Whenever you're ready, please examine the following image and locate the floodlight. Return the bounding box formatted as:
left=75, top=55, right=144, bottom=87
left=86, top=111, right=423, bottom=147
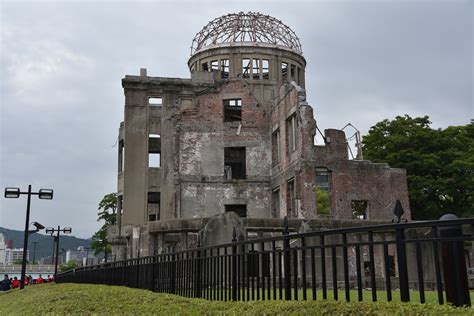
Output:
left=38, top=189, right=53, bottom=200
left=4, top=187, right=20, bottom=198
left=32, top=222, right=45, bottom=230
left=63, top=227, right=72, bottom=234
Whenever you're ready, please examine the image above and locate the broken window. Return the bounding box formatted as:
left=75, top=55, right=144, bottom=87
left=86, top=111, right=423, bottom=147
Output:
left=220, top=59, right=229, bottom=78
left=118, top=140, right=124, bottom=172
left=290, top=64, right=296, bottom=79
left=147, top=192, right=160, bottom=221
left=271, top=129, right=280, bottom=166
left=210, top=60, right=219, bottom=71
left=271, top=189, right=280, bottom=218
left=252, top=59, right=260, bottom=79
left=281, top=62, right=288, bottom=82
left=223, top=99, right=242, bottom=122
left=286, top=114, right=297, bottom=153
left=351, top=200, right=368, bottom=219
left=315, top=169, right=330, bottom=215
left=202, top=62, right=209, bottom=71
left=315, top=170, right=329, bottom=191
left=287, top=179, right=296, bottom=217
left=224, top=147, right=246, bottom=179
left=262, top=59, right=269, bottom=80
left=225, top=204, right=247, bottom=217
left=242, top=58, right=251, bottom=79
left=148, top=134, right=161, bottom=168
left=149, top=97, right=162, bottom=107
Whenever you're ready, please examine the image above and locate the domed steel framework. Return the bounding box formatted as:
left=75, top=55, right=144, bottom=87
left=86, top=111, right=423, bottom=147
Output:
left=191, top=12, right=303, bottom=56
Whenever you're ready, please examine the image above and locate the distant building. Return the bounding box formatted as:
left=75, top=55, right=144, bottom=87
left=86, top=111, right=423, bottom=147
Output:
left=0, top=233, right=6, bottom=265
left=5, top=248, right=29, bottom=264
left=65, top=246, right=97, bottom=266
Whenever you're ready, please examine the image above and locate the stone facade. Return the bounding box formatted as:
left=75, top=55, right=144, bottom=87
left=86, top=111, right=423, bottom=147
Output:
left=107, top=12, right=410, bottom=261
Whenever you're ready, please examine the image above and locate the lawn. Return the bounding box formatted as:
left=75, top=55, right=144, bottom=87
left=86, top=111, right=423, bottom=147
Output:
left=0, top=283, right=472, bottom=315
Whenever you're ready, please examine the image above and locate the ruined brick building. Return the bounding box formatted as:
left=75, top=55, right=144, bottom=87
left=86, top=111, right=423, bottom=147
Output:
left=108, top=12, right=410, bottom=260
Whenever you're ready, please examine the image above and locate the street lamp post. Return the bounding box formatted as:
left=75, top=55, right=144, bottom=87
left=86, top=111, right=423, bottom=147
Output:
left=32, top=241, right=39, bottom=264
left=46, top=226, right=72, bottom=276
left=4, top=185, right=53, bottom=290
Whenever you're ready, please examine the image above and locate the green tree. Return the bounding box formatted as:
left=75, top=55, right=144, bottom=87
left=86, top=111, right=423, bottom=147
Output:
left=315, top=186, right=330, bottom=215
left=59, top=260, right=77, bottom=272
left=362, top=115, right=473, bottom=219
left=91, top=193, right=117, bottom=255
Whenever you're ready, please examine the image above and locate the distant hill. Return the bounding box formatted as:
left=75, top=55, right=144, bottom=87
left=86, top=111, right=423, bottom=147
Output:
left=0, top=227, right=91, bottom=262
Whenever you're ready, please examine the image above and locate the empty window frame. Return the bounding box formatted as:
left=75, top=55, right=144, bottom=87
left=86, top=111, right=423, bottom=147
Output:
left=242, top=58, right=251, bottom=79
left=271, top=188, right=280, bottom=218
left=224, top=147, right=246, bottom=179
left=297, top=67, right=301, bottom=84
left=220, top=59, right=229, bottom=78
left=281, top=62, right=288, bottom=82
left=223, top=99, right=242, bottom=122
left=286, top=115, right=297, bottom=153
left=287, top=179, right=296, bottom=218
left=290, top=64, right=296, bottom=79
left=252, top=59, right=260, bottom=79
left=118, top=140, right=124, bottom=172
left=271, top=129, right=280, bottom=166
left=351, top=200, right=368, bottom=219
left=149, top=134, right=161, bottom=168
left=210, top=60, right=219, bottom=71
left=147, top=192, right=160, bottom=221
left=315, top=170, right=329, bottom=191
left=225, top=204, right=247, bottom=217
left=202, top=62, right=209, bottom=71
left=149, top=97, right=162, bottom=107
left=262, top=59, right=269, bottom=80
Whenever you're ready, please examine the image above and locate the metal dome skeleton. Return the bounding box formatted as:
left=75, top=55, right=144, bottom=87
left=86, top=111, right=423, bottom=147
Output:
left=191, top=12, right=303, bottom=56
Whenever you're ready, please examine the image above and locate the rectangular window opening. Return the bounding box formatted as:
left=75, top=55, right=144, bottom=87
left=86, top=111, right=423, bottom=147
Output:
left=202, top=62, right=209, bottom=71
left=223, top=98, right=242, bottom=122
left=281, top=62, right=288, bottom=82
left=147, top=192, right=160, bottom=222
left=271, top=129, right=280, bottom=166
left=262, top=59, right=269, bottom=80
left=224, top=147, right=246, bottom=180
left=252, top=59, right=260, bottom=80
left=286, top=115, right=297, bottom=153
left=118, top=140, right=125, bottom=172
left=287, top=180, right=295, bottom=218
left=220, top=59, right=229, bottom=79
left=242, top=58, right=251, bottom=79
left=149, top=97, right=162, bottom=107
left=225, top=204, right=247, bottom=217
left=149, top=134, right=161, bottom=168
left=271, top=189, right=280, bottom=218
left=290, top=64, right=296, bottom=79
left=351, top=200, right=368, bottom=219
left=210, top=60, right=219, bottom=71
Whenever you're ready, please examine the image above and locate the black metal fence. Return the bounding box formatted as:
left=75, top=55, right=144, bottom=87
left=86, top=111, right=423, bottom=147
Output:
left=56, top=217, right=474, bottom=306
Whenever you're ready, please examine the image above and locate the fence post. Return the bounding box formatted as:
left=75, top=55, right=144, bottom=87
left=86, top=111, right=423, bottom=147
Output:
left=439, top=214, right=471, bottom=307
left=395, top=227, right=410, bottom=302
left=231, top=227, right=238, bottom=301
left=170, top=252, right=177, bottom=294
left=195, top=238, right=202, bottom=298
left=282, top=217, right=291, bottom=300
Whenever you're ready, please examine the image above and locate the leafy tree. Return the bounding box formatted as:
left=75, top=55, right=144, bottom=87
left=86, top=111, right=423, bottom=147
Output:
left=59, top=260, right=77, bottom=272
left=315, top=186, right=330, bottom=215
left=362, top=115, right=473, bottom=219
left=91, top=193, right=117, bottom=255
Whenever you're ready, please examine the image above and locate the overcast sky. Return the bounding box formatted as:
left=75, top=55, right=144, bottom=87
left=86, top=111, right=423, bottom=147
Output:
left=1, top=0, right=472, bottom=238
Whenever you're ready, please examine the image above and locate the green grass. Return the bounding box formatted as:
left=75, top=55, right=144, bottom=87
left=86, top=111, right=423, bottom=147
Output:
left=0, top=283, right=472, bottom=315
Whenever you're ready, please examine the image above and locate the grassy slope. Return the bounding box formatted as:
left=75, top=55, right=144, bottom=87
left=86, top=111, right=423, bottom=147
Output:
left=0, top=283, right=471, bottom=315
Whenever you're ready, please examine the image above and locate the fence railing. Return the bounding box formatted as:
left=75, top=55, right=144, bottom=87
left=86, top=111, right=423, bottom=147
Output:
left=56, top=216, right=474, bottom=306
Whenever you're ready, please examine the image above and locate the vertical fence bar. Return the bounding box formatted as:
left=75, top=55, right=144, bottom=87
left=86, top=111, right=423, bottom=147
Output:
left=331, top=246, right=338, bottom=301
left=395, top=227, right=410, bottom=302
left=311, top=247, right=317, bottom=300
left=342, top=233, right=350, bottom=302
left=368, top=231, right=377, bottom=302
left=293, top=248, right=298, bottom=300
left=301, top=237, right=307, bottom=300
left=232, top=231, right=238, bottom=301
left=415, top=241, right=425, bottom=303
left=283, top=218, right=291, bottom=300
left=382, top=242, right=392, bottom=302
left=272, top=240, right=277, bottom=300
left=432, top=226, right=443, bottom=304
left=355, top=243, right=363, bottom=302
left=320, top=235, right=327, bottom=300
